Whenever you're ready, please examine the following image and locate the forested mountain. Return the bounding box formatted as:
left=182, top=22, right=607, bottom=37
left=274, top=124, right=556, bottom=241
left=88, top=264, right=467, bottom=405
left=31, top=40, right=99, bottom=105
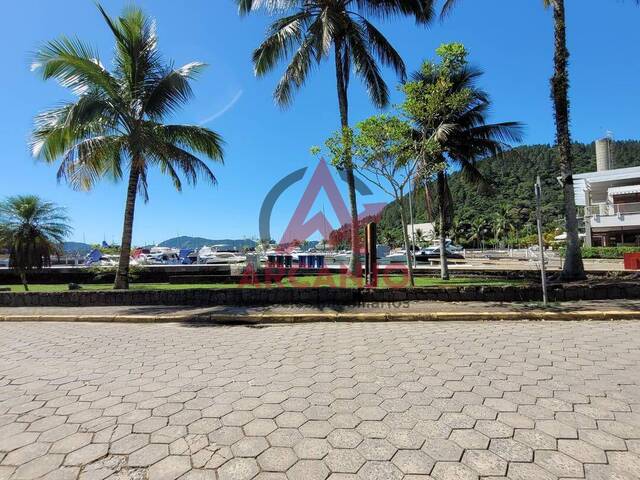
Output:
left=159, top=236, right=256, bottom=250
left=378, top=140, right=640, bottom=247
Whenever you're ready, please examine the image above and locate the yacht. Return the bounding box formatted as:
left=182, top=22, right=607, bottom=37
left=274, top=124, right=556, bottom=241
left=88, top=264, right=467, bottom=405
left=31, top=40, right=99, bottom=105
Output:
left=197, top=245, right=246, bottom=264
left=131, top=246, right=181, bottom=265
left=94, top=254, right=120, bottom=267
left=384, top=249, right=408, bottom=263
left=332, top=250, right=353, bottom=264
left=137, top=252, right=181, bottom=265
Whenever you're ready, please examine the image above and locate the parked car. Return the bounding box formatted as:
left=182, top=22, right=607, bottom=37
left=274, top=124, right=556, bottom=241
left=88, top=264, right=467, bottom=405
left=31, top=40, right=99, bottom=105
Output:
left=415, top=247, right=465, bottom=262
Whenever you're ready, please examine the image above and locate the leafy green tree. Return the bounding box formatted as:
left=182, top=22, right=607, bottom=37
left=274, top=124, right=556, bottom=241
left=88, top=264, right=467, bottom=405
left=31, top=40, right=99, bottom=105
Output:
left=31, top=5, right=225, bottom=289
left=347, top=115, right=417, bottom=285
left=440, top=1, right=584, bottom=279
left=237, top=0, right=435, bottom=272
left=0, top=196, right=71, bottom=291
left=402, top=43, right=523, bottom=279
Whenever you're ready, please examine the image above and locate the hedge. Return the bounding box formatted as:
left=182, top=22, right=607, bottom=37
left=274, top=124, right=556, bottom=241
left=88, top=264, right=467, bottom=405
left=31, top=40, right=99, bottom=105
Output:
left=579, top=246, right=640, bottom=259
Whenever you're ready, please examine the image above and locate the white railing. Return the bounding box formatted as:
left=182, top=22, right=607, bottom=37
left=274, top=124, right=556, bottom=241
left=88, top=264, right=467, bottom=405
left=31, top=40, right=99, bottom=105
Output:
left=586, top=202, right=640, bottom=217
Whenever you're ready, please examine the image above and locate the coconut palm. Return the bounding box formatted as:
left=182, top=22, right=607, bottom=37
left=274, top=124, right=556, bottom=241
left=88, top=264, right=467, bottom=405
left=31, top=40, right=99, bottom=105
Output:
left=440, top=0, right=584, bottom=279
left=493, top=206, right=515, bottom=247
left=237, top=0, right=435, bottom=272
left=0, top=196, right=71, bottom=291
left=467, top=217, right=488, bottom=249
left=404, top=57, right=523, bottom=280
left=449, top=217, right=466, bottom=246
left=31, top=5, right=224, bottom=289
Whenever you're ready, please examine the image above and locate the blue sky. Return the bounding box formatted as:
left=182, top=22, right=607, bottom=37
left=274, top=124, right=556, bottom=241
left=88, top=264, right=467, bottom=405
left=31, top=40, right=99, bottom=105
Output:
left=0, top=0, right=639, bottom=245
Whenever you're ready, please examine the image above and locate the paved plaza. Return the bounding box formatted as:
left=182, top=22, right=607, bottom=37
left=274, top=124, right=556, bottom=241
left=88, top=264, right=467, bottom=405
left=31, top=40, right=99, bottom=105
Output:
left=0, top=321, right=639, bottom=479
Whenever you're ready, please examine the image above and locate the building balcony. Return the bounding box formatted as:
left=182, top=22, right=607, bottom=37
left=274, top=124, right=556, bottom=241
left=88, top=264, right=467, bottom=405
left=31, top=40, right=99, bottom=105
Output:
left=586, top=202, right=640, bottom=229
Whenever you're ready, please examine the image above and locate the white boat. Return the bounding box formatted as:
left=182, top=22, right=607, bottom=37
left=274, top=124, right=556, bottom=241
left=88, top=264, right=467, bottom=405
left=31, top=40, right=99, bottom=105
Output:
left=137, top=252, right=180, bottom=265
left=95, top=254, right=120, bottom=267
left=333, top=250, right=352, bottom=263
left=197, top=245, right=246, bottom=264
left=385, top=249, right=408, bottom=263
left=150, top=246, right=179, bottom=255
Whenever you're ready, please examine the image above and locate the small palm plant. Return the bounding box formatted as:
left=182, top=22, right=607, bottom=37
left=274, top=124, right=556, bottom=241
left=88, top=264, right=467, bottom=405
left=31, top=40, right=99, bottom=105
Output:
left=0, top=196, right=71, bottom=291
left=31, top=5, right=224, bottom=289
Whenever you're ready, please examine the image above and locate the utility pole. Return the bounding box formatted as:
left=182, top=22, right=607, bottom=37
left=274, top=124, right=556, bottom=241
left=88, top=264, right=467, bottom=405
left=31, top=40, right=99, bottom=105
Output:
left=535, top=176, right=548, bottom=306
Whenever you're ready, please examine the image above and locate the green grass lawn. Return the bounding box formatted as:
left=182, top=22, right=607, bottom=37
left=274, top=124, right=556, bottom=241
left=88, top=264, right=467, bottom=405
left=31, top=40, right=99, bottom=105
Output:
left=1, top=276, right=524, bottom=292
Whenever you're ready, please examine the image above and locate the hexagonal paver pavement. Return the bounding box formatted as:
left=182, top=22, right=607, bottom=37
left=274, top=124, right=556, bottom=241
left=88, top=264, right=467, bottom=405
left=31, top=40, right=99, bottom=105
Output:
left=1, top=320, right=640, bottom=479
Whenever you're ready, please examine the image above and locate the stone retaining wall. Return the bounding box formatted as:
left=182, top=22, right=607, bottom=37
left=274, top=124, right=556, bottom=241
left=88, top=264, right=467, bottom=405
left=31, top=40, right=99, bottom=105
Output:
left=0, top=265, right=232, bottom=285
left=1, top=282, right=639, bottom=307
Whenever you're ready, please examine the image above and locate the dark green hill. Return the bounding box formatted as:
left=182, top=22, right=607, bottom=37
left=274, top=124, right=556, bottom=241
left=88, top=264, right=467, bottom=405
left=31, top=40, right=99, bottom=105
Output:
left=379, top=140, right=640, bottom=246
left=62, top=242, right=92, bottom=254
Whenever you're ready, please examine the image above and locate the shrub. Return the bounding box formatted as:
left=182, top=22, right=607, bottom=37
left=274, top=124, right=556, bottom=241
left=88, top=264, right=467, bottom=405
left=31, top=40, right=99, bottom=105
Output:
left=559, top=246, right=640, bottom=259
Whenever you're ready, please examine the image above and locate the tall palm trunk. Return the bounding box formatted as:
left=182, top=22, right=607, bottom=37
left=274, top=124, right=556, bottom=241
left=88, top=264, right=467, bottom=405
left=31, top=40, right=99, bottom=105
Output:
left=551, top=0, right=585, bottom=281
left=334, top=42, right=360, bottom=275
left=114, top=163, right=140, bottom=289
left=437, top=171, right=450, bottom=280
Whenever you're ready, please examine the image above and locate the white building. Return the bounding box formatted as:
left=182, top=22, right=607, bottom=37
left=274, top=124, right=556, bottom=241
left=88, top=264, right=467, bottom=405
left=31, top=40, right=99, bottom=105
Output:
left=573, top=138, right=640, bottom=247
left=406, top=222, right=435, bottom=243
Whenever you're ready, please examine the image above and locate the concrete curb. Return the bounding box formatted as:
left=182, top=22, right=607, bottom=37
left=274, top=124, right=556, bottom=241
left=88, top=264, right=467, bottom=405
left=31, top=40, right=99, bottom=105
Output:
left=0, top=311, right=639, bottom=324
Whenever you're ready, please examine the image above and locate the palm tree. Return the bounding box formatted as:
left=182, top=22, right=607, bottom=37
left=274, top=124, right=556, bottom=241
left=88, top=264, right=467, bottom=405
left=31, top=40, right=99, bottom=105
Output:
left=493, top=205, right=514, bottom=248
left=440, top=0, right=584, bottom=280
left=468, top=217, right=488, bottom=249
left=449, top=217, right=466, bottom=246
left=404, top=58, right=523, bottom=280
left=0, top=196, right=71, bottom=291
left=31, top=5, right=225, bottom=289
left=237, top=0, right=435, bottom=273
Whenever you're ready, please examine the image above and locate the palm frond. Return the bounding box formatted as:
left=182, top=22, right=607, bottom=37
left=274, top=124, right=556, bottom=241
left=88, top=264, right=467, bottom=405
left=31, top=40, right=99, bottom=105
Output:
left=98, top=4, right=164, bottom=101
left=149, top=142, right=218, bottom=188
left=144, top=62, right=206, bottom=118
left=57, top=136, right=124, bottom=191
left=253, top=12, right=310, bottom=76
left=358, top=18, right=406, bottom=81
left=33, top=36, right=118, bottom=97
left=440, top=0, right=462, bottom=19
left=459, top=159, right=491, bottom=193
left=354, top=0, right=436, bottom=24
left=465, top=121, right=525, bottom=145
left=31, top=96, right=118, bottom=162
left=236, top=0, right=297, bottom=15
left=273, top=35, right=318, bottom=107
left=157, top=125, right=225, bottom=161
left=346, top=23, right=389, bottom=108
